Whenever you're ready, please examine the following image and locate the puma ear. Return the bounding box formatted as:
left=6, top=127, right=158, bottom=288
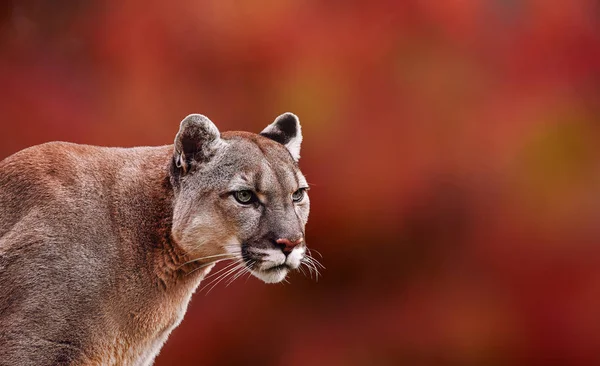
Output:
left=260, top=112, right=302, bottom=161
left=173, top=114, right=221, bottom=174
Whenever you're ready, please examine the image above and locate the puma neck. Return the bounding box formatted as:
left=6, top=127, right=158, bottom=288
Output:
left=108, top=145, right=213, bottom=292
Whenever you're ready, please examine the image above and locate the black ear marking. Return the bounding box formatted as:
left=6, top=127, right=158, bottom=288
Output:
left=173, top=114, right=221, bottom=175
left=260, top=112, right=303, bottom=161
left=261, top=113, right=298, bottom=145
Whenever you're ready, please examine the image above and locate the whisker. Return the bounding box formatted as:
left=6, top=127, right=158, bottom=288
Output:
left=301, top=261, right=314, bottom=279
left=310, top=262, right=324, bottom=276
left=305, top=255, right=325, bottom=270
left=297, top=265, right=308, bottom=278
left=307, top=260, right=322, bottom=278
left=302, top=257, right=321, bottom=281
left=224, top=263, right=247, bottom=287
left=177, top=253, right=236, bottom=269
left=226, top=260, right=253, bottom=287
left=224, top=268, right=246, bottom=287
left=203, top=261, right=246, bottom=295
left=202, top=259, right=240, bottom=281
left=199, top=260, right=242, bottom=294
left=244, top=262, right=256, bottom=283
left=307, top=248, right=324, bottom=259
left=186, top=260, right=222, bottom=277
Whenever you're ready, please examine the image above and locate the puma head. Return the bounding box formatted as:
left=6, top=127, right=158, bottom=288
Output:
left=170, top=113, right=310, bottom=283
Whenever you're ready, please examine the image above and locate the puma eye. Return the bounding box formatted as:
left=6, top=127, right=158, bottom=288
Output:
left=234, top=190, right=256, bottom=204
left=292, top=188, right=305, bottom=203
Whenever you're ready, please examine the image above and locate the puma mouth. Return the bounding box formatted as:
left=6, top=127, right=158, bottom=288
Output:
left=265, top=263, right=290, bottom=272
left=241, top=244, right=302, bottom=283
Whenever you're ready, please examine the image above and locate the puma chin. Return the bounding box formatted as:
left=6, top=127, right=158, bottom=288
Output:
left=171, top=112, right=311, bottom=285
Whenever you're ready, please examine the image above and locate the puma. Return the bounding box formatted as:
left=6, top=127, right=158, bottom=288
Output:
left=0, top=113, right=319, bottom=365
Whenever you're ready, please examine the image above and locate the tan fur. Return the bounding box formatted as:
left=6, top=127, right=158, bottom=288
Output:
left=0, top=113, right=311, bottom=365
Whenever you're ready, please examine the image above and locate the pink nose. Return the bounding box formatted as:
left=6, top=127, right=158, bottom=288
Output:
left=276, top=238, right=303, bottom=254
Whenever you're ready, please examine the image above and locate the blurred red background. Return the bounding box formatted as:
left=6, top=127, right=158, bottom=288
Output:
left=2, top=1, right=600, bottom=365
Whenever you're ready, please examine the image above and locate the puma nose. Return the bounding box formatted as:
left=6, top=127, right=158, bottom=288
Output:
left=276, top=238, right=303, bottom=255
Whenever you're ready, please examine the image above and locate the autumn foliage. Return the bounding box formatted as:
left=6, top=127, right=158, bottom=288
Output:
left=1, top=1, right=599, bottom=365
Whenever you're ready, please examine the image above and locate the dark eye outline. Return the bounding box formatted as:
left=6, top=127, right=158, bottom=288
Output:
left=292, top=188, right=307, bottom=203
left=233, top=190, right=257, bottom=205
